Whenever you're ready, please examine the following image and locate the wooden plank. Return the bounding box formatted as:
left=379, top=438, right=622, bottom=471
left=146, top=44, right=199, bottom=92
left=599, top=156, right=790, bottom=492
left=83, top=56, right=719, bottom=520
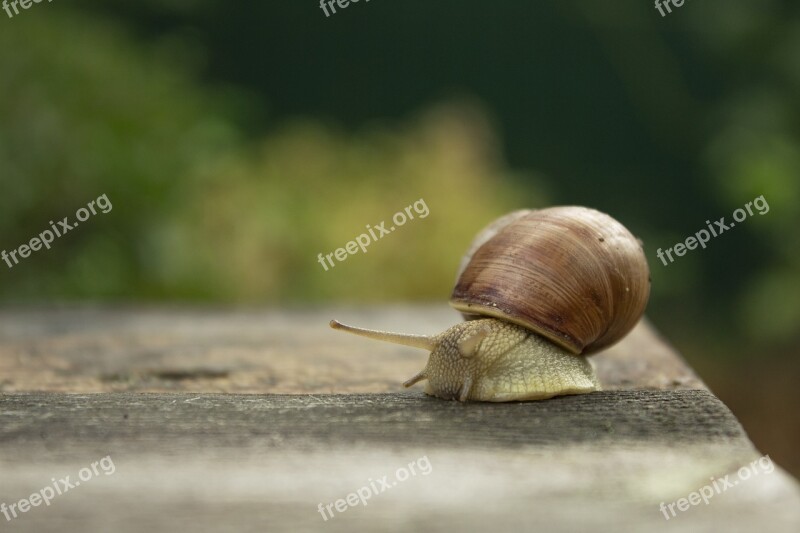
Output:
left=0, top=306, right=704, bottom=393
left=0, top=390, right=754, bottom=449
left=0, top=391, right=798, bottom=532
left=0, top=306, right=797, bottom=532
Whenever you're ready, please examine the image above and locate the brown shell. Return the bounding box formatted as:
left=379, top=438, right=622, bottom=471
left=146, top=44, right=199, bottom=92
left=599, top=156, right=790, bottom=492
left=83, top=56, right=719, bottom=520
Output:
left=450, top=206, right=650, bottom=355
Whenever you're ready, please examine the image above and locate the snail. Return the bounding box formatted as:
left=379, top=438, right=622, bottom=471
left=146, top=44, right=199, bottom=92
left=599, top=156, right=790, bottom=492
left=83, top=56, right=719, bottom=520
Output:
left=330, top=206, right=650, bottom=402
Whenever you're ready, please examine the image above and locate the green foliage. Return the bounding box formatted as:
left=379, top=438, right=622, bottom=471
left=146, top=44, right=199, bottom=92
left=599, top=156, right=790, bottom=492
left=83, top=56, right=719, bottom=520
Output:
left=1, top=1, right=797, bottom=348
left=695, top=4, right=800, bottom=342
left=0, top=9, right=237, bottom=299
left=153, top=103, right=541, bottom=302
left=0, top=10, right=537, bottom=302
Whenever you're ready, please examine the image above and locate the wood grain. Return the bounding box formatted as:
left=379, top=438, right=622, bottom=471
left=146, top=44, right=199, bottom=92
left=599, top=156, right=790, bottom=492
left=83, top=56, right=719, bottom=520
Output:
left=0, top=306, right=703, bottom=393
left=0, top=306, right=797, bottom=533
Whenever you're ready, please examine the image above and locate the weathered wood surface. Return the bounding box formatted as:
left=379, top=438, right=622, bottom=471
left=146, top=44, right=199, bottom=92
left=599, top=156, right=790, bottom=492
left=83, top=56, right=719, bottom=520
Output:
left=0, top=305, right=702, bottom=393
left=0, top=306, right=798, bottom=533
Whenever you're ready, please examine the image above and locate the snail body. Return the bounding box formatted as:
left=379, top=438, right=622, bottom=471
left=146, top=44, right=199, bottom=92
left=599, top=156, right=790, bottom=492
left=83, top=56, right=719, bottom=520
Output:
left=330, top=318, right=598, bottom=401
left=331, top=206, right=649, bottom=402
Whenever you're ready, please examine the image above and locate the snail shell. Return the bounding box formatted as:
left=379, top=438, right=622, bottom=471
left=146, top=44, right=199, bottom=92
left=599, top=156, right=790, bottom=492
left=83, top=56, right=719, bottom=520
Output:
left=450, top=206, right=650, bottom=355
left=330, top=206, right=650, bottom=402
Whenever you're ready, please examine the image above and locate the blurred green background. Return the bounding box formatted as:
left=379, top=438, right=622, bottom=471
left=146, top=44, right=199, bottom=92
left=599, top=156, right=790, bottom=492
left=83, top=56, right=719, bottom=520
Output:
left=1, top=1, right=798, bottom=474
